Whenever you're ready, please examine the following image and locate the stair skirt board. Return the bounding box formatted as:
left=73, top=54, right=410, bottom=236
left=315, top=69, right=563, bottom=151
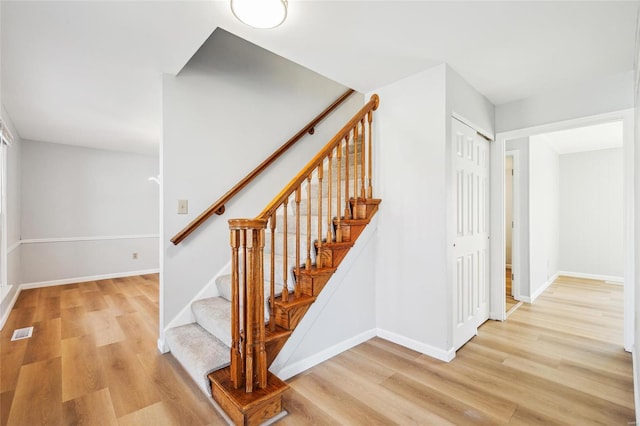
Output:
left=165, top=323, right=230, bottom=396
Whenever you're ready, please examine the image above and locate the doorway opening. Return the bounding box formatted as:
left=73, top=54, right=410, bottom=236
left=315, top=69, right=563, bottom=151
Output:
left=491, top=110, right=633, bottom=351
left=504, top=152, right=521, bottom=316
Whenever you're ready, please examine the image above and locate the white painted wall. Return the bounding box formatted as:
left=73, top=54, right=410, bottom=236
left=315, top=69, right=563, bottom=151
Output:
left=162, top=29, right=363, bottom=331
left=559, top=148, right=623, bottom=280
left=372, top=64, right=494, bottom=359
left=529, top=136, right=560, bottom=298
left=505, top=138, right=530, bottom=297
left=505, top=156, right=513, bottom=266
left=496, top=71, right=634, bottom=133
left=21, top=140, right=159, bottom=284
left=372, top=65, right=449, bottom=357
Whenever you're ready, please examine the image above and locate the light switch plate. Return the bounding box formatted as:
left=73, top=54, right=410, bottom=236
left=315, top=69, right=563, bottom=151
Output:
left=178, top=199, right=188, bottom=214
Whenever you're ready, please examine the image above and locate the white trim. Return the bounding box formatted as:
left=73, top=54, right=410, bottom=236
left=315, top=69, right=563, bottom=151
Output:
left=529, top=272, right=559, bottom=303
left=157, top=337, right=169, bottom=354
left=20, top=234, right=159, bottom=244
left=505, top=264, right=512, bottom=268
left=20, top=268, right=159, bottom=289
left=0, top=286, right=21, bottom=330
left=277, top=329, right=376, bottom=381
left=557, top=271, right=624, bottom=284
left=506, top=150, right=521, bottom=302
left=377, top=328, right=456, bottom=362
left=451, top=111, right=494, bottom=141
left=489, top=127, right=506, bottom=321
left=7, top=241, right=20, bottom=254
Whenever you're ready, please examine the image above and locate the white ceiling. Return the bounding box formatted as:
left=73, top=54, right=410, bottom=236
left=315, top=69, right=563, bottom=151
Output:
left=1, top=1, right=637, bottom=155
left=539, top=121, right=624, bottom=155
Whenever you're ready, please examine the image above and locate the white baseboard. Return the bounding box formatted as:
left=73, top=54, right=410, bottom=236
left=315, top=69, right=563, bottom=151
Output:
left=20, top=269, right=160, bottom=290
left=557, top=271, right=624, bottom=284
left=157, top=337, right=169, bottom=354
left=376, top=328, right=456, bottom=362
left=530, top=272, right=559, bottom=303
left=276, top=328, right=376, bottom=381
left=0, top=286, right=22, bottom=330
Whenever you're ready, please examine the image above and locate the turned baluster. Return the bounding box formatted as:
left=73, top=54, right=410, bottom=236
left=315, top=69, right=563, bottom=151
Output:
left=243, top=224, right=267, bottom=392
left=353, top=124, right=358, bottom=207
left=317, top=164, right=323, bottom=268
left=241, top=230, right=247, bottom=369
left=344, top=134, right=351, bottom=219
left=269, top=213, right=276, bottom=331
left=360, top=118, right=366, bottom=198
left=230, top=228, right=242, bottom=389
left=336, top=142, right=343, bottom=243
left=306, top=176, right=312, bottom=270
left=253, top=227, right=267, bottom=390
left=282, top=199, right=289, bottom=302
left=326, top=151, right=333, bottom=243
left=367, top=110, right=373, bottom=199
left=295, top=187, right=301, bottom=295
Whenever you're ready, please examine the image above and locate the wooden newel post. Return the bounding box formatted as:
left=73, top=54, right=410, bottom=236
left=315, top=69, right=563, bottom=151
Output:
left=228, top=218, right=269, bottom=393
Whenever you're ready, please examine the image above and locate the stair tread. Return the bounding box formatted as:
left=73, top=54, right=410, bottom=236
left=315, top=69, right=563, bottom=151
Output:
left=274, top=294, right=316, bottom=309
left=165, top=323, right=229, bottom=396
left=265, top=325, right=293, bottom=341
left=192, top=297, right=231, bottom=347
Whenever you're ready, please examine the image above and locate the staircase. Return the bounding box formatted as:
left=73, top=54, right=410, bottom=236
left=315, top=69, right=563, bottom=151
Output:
left=166, top=94, right=380, bottom=425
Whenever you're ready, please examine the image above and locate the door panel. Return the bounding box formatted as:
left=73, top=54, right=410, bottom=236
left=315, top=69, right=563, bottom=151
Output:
left=452, top=118, right=490, bottom=350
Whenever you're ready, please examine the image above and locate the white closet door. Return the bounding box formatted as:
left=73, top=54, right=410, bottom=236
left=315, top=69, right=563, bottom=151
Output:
left=452, top=118, right=490, bottom=350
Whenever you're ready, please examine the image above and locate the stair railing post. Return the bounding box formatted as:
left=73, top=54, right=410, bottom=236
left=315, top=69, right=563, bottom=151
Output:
left=229, top=218, right=268, bottom=393
left=229, top=228, right=243, bottom=389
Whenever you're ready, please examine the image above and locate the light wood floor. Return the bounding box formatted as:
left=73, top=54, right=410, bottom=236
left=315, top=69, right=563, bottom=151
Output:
left=1, top=275, right=634, bottom=425
left=280, top=275, right=634, bottom=425
left=0, top=275, right=226, bottom=426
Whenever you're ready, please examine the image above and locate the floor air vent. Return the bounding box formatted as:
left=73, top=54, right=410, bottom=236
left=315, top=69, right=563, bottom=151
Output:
left=11, top=326, right=33, bottom=341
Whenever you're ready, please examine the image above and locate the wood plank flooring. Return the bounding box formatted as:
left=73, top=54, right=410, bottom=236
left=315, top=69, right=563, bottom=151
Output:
left=0, top=275, right=226, bottom=426
left=280, top=276, right=634, bottom=425
left=1, top=274, right=634, bottom=425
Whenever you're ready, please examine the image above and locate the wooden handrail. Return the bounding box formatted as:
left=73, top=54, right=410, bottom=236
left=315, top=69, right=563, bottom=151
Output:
left=170, top=88, right=356, bottom=245
left=258, top=94, right=379, bottom=220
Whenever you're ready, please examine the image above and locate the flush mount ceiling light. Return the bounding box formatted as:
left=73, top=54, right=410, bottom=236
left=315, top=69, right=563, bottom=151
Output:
left=231, top=0, right=288, bottom=29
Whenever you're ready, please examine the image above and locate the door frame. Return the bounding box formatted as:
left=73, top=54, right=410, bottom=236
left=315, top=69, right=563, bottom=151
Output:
left=489, top=109, right=634, bottom=350
left=505, top=150, right=520, bottom=304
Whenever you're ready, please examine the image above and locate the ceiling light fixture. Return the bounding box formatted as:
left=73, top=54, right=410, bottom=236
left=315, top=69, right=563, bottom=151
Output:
left=231, top=0, right=287, bottom=29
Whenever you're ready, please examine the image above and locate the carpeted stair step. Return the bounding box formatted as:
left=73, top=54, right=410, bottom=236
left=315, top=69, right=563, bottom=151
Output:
left=165, top=323, right=229, bottom=396
left=192, top=297, right=231, bottom=347
left=265, top=231, right=317, bottom=262
left=219, top=274, right=293, bottom=308
left=273, top=213, right=322, bottom=235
